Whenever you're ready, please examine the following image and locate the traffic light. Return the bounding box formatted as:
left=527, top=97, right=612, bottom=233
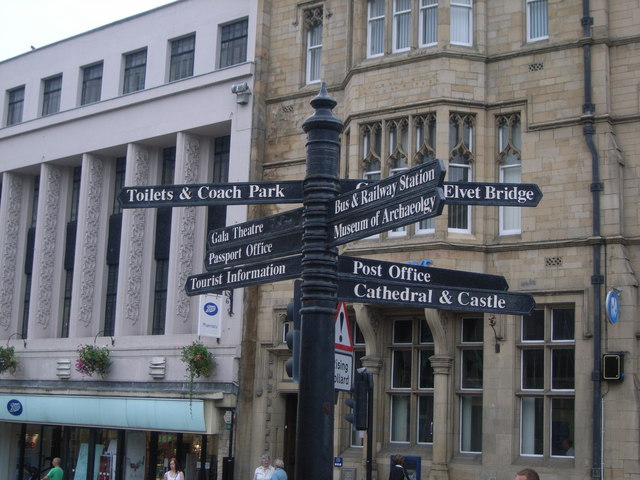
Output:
left=285, top=280, right=302, bottom=382
left=345, top=369, right=369, bottom=430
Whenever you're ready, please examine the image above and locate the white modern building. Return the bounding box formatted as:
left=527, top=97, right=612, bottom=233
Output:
left=0, top=1, right=257, bottom=480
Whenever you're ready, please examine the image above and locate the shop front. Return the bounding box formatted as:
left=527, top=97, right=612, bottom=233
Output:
left=0, top=395, right=233, bottom=480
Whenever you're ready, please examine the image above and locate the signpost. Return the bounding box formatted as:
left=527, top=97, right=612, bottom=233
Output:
left=118, top=84, right=543, bottom=480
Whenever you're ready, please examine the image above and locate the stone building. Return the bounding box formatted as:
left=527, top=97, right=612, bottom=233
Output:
left=236, top=1, right=640, bottom=480
left=0, top=1, right=257, bottom=480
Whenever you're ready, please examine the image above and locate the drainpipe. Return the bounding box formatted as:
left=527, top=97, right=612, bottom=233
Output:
left=581, top=1, right=603, bottom=478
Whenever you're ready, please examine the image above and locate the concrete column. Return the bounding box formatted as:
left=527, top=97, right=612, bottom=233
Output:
left=429, top=355, right=452, bottom=480
left=0, top=173, right=29, bottom=337
left=69, top=154, right=109, bottom=338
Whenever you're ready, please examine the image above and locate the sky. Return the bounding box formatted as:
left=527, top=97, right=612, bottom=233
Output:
left=0, top=0, right=177, bottom=62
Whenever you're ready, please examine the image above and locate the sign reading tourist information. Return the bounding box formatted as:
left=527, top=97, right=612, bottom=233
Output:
left=186, top=255, right=303, bottom=295
left=337, top=256, right=509, bottom=291
left=337, top=278, right=535, bottom=315
left=330, top=159, right=446, bottom=246
left=119, top=181, right=306, bottom=208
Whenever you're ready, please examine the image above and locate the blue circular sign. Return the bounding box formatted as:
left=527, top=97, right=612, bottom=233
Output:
left=203, top=302, right=219, bottom=316
left=606, top=290, right=620, bottom=324
left=7, top=399, right=23, bottom=416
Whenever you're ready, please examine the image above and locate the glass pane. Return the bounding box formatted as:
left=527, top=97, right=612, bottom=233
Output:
left=522, top=310, right=544, bottom=341
left=461, top=349, right=482, bottom=389
left=520, top=397, right=543, bottom=455
left=391, top=395, right=410, bottom=442
left=392, top=350, right=412, bottom=388
left=419, top=349, right=434, bottom=389
left=551, top=398, right=574, bottom=456
left=522, top=348, right=544, bottom=390
left=552, top=308, right=575, bottom=341
left=462, top=317, right=483, bottom=342
left=528, top=0, right=548, bottom=40
left=551, top=348, right=574, bottom=390
left=393, top=319, right=412, bottom=343
left=420, top=319, right=434, bottom=343
left=460, top=396, right=482, bottom=452
left=418, top=396, right=434, bottom=443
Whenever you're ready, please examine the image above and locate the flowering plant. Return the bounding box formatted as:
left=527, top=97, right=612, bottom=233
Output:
left=0, top=346, right=18, bottom=374
left=75, top=344, right=111, bottom=378
left=181, top=341, right=215, bottom=379
left=181, top=341, right=215, bottom=404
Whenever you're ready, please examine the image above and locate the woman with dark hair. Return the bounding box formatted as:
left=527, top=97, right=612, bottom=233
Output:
left=164, top=458, right=184, bottom=480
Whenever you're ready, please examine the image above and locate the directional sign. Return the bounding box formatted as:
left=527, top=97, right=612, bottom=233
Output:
left=338, top=256, right=509, bottom=291
left=337, top=277, right=535, bottom=315
left=340, top=180, right=542, bottom=207
left=205, top=230, right=303, bottom=270
left=208, top=208, right=303, bottom=249
left=118, top=181, right=306, bottom=208
left=332, top=159, right=445, bottom=220
left=329, top=189, right=445, bottom=246
left=442, top=182, right=542, bottom=206
left=186, top=255, right=303, bottom=296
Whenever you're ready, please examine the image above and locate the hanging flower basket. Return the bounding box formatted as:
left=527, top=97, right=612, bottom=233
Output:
left=0, top=346, right=19, bottom=374
left=181, top=341, right=216, bottom=401
left=75, top=344, right=111, bottom=378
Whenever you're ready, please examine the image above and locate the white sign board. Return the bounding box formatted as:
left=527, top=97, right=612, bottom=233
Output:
left=335, top=302, right=354, bottom=391
left=198, top=294, right=223, bottom=338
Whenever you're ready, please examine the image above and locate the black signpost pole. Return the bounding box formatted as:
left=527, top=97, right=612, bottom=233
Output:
left=297, top=83, right=343, bottom=480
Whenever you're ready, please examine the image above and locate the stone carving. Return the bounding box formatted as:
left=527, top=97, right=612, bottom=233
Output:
left=0, top=174, right=23, bottom=329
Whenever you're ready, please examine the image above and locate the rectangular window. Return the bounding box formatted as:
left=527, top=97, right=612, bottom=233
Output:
left=367, top=0, right=385, bottom=57
left=123, top=49, right=147, bottom=94
left=6, top=86, right=25, bottom=126
left=519, top=307, right=575, bottom=458
left=527, top=0, right=548, bottom=42
left=306, top=20, right=323, bottom=84
left=220, top=19, right=248, bottom=68
left=459, top=317, right=482, bottom=453
left=393, top=0, right=411, bottom=52
left=389, top=319, right=435, bottom=444
left=450, top=0, right=472, bottom=46
left=169, top=34, right=195, bottom=81
left=81, top=62, right=103, bottom=105
left=448, top=113, right=474, bottom=233
left=498, top=113, right=522, bottom=235
left=42, top=75, right=62, bottom=116
left=414, top=114, right=437, bottom=232
left=419, top=0, right=438, bottom=46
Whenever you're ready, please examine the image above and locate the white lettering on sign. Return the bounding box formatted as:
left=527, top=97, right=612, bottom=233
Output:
left=197, top=185, right=243, bottom=200
left=125, top=187, right=174, bottom=202
left=248, top=184, right=285, bottom=198
left=444, top=184, right=535, bottom=204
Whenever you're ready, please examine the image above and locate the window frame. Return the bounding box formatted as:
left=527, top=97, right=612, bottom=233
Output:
left=367, top=0, right=386, bottom=58
left=122, top=48, right=147, bottom=95
left=497, top=113, right=522, bottom=236
left=518, top=306, right=576, bottom=459
left=392, top=0, right=411, bottom=53
left=457, top=317, right=483, bottom=454
left=6, top=86, right=25, bottom=126
left=169, top=34, right=196, bottom=82
left=419, top=0, right=438, bottom=47
left=219, top=18, right=249, bottom=68
left=526, top=0, right=549, bottom=43
left=304, top=8, right=323, bottom=84
left=80, top=62, right=104, bottom=106
left=450, top=0, right=473, bottom=46
left=448, top=112, right=475, bottom=234
left=41, top=74, right=63, bottom=116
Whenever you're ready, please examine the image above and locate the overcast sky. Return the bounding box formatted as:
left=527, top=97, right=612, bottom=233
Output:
left=0, top=0, right=177, bottom=62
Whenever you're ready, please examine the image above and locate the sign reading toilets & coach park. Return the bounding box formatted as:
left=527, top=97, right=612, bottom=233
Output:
left=118, top=86, right=541, bottom=480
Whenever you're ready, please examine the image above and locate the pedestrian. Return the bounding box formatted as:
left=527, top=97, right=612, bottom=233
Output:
left=253, top=455, right=274, bottom=480
left=164, top=458, right=184, bottom=480
left=271, top=459, right=287, bottom=480
left=41, top=458, right=63, bottom=480
left=515, top=468, right=539, bottom=480
left=389, top=454, right=407, bottom=480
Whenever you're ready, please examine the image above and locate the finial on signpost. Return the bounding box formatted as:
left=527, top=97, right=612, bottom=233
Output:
left=303, top=82, right=343, bottom=135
